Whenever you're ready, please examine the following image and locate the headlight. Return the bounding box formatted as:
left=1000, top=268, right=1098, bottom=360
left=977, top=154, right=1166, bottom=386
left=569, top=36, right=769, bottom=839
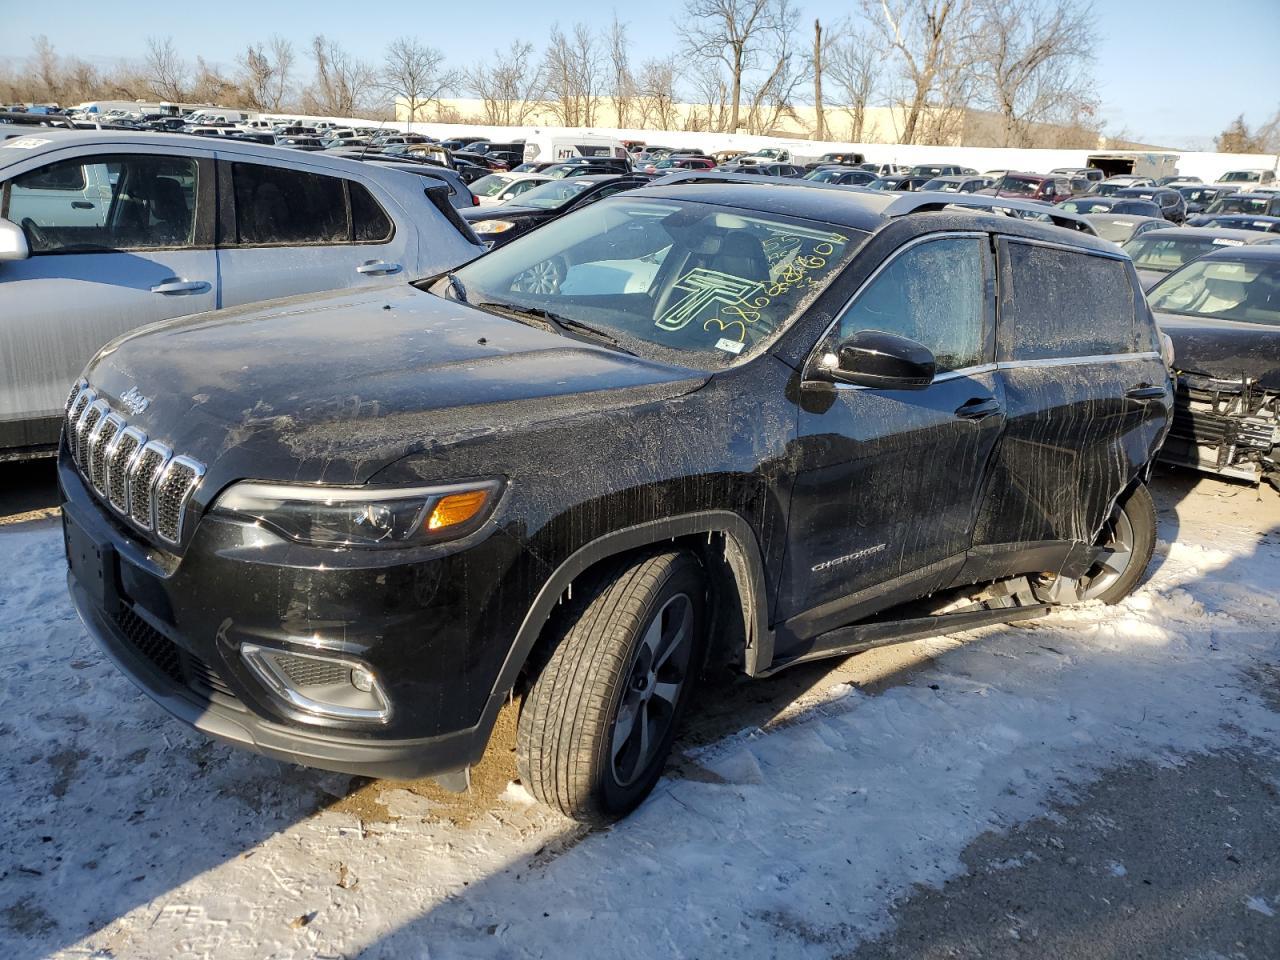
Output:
left=212, top=479, right=502, bottom=547
left=471, top=219, right=516, bottom=235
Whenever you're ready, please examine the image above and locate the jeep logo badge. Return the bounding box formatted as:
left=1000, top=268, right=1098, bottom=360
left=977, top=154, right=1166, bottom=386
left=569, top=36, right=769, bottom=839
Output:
left=119, top=386, right=151, bottom=416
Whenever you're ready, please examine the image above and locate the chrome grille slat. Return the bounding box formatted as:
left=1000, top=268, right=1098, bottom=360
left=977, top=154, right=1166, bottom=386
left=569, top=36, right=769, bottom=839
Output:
left=68, top=388, right=205, bottom=544
left=76, top=400, right=109, bottom=468
left=88, top=414, right=123, bottom=494
left=154, top=456, right=205, bottom=544
left=128, top=441, right=171, bottom=530
left=106, top=427, right=146, bottom=513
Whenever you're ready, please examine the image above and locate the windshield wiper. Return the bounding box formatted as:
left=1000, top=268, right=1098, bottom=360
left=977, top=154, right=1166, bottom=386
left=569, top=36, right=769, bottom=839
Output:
left=445, top=272, right=468, bottom=303
left=474, top=302, right=635, bottom=355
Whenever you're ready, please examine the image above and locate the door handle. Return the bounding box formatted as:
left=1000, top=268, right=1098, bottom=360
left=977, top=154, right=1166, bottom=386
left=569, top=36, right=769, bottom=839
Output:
left=356, top=260, right=401, bottom=275
left=954, top=396, right=1002, bottom=419
left=150, top=279, right=210, bottom=295
left=1126, top=384, right=1166, bottom=401
left=71, top=201, right=95, bottom=209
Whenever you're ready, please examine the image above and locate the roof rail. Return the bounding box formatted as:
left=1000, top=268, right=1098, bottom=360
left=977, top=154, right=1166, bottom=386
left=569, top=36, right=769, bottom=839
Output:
left=0, top=110, right=75, bottom=129
left=883, top=193, right=1092, bottom=232
left=648, top=170, right=1094, bottom=234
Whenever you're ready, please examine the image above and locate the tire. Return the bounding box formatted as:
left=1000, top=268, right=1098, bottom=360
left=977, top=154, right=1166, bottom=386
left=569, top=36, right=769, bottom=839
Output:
left=516, top=551, right=706, bottom=824
left=1044, top=481, right=1157, bottom=605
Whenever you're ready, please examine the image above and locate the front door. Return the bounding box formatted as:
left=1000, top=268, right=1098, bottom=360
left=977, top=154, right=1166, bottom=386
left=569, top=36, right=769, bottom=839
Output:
left=0, top=150, right=216, bottom=446
left=776, top=234, right=1005, bottom=651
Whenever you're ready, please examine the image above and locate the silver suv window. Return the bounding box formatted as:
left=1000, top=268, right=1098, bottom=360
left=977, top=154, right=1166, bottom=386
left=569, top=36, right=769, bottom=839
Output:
left=4, top=153, right=198, bottom=253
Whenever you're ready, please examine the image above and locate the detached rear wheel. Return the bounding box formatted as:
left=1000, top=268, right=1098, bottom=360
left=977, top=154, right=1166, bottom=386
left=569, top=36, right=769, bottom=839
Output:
left=1040, top=481, right=1157, bottom=605
left=517, top=551, right=705, bottom=824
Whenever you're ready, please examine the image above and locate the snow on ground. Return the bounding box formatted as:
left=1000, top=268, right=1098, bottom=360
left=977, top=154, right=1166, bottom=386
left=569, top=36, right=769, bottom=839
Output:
left=1, top=475, right=1278, bottom=959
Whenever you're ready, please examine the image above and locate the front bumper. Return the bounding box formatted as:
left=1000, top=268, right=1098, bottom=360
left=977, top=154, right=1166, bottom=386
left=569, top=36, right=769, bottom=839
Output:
left=59, top=450, right=538, bottom=782
left=1160, top=375, right=1279, bottom=484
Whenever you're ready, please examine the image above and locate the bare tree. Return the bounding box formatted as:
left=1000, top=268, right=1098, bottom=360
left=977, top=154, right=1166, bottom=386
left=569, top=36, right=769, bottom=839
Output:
left=812, top=19, right=827, bottom=140
left=465, top=41, right=544, bottom=125
left=305, top=35, right=376, bottom=117
left=826, top=26, right=879, bottom=141
left=267, top=36, right=294, bottom=111
left=634, top=57, right=680, bottom=130
left=972, top=0, right=1093, bottom=147
left=191, top=57, right=235, bottom=104
left=688, top=63, right=731, bottom=131
left=543, top=23, right=603, bottom=126
left=864, top=0, right=975, bottom=144
left=743, top=0, right=805, bottom=135
left=677, top=0, right=784, bottom=132
left=238, top=44, right=274, bottom=111
left=30, top=35, right=62, bottom=103
left=378, top=38, right=454, bottom=122
left=145, top=35, right=188, bottom=101
left=1215, top=115, right=1268, bottom=154
left=608, top=15, right=635, bottom=128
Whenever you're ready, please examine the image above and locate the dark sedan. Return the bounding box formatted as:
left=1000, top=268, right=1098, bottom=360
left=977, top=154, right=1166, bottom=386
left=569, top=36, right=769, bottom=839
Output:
left=1148, top=245, right=1280, bottom=487
left=1178, top=184, right=1241, bottom=215
left=1057, top=196, right=1163, bottom=219
left=460, top=174, right=649, bottom=248
left=866, top=175, right=933, bottom=191
left=1114, top=187, right=1187, bottom=223
left=1197, top=215, right=1280, bottom=234
left=804, top=167, right=878, bottom=186
left=1122, top=226, right=1271, bottom=289
left=1193, top=193, right=1280, bottom=221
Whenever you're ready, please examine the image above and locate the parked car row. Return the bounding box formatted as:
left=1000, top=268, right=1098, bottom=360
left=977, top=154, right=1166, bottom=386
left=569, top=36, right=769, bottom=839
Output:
left=1, top=120, right=1276, bottom=828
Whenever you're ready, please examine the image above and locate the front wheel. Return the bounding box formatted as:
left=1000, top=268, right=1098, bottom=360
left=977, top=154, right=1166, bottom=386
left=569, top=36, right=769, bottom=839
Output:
left=516, top=551, right=706, bottom=824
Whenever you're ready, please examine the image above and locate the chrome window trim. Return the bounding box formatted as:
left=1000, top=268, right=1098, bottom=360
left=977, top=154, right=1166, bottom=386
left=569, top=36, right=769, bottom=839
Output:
left=154, top=455, right=207, bottom=545
left=805, top=231, right=989, bottom=378
left=996, top=351, right=1161, bottom=370
left=104, top=425, right=148, bottom=515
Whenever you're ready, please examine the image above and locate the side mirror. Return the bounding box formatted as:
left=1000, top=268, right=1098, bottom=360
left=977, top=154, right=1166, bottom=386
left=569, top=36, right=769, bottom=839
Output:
left=0, top=218, right=30, bottom=261
left=820, top=330, right=936, bottom=390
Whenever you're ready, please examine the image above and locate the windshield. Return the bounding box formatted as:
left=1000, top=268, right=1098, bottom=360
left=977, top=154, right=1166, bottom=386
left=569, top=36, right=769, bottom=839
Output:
left=922, top=178, right=960, bottom=192
left=507, top=178, right=595, bottom=209
left=1123, top=235, right=1244, bottom=273
left=1207, top=196, right=1268, bottom=215
left=1060, top=198, right=1112, bottom=214
left=866, top=177, right=899, bottom=190
left=438, top=198, right=865, bottom=367
left=1092, top=182, right=1129, bottom=196
left=470, top=174, right=515, bottom=198
left=1149, top=257, right=1280, bottom=325
left=1091, top=218, right=1141, bottom=243
left=1220, top=171, right=1260, bottom=183
left=1182, top=187, right=1222, bottom=203
left=994, top=175, right=1042, bottom=197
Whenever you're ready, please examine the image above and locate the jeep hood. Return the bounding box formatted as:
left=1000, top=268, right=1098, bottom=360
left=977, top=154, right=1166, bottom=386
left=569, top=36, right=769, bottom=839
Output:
left=83, top=285, right=709, bottom=488
left=1157, top=312, right=1280, bottom=390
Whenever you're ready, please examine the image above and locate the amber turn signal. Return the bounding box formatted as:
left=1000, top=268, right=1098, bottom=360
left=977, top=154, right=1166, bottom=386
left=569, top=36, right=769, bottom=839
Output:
left=426, top=490, right=490, bottom=531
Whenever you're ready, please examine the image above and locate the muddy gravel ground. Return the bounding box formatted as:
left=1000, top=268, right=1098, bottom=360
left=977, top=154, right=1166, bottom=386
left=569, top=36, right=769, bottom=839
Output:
left=1, top=464, right=1277, bottom=959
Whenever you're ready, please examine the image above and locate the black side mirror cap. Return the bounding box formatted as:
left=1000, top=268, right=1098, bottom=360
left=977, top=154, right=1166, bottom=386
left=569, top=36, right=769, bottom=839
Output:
left=820, top=330, right=936, bottom=390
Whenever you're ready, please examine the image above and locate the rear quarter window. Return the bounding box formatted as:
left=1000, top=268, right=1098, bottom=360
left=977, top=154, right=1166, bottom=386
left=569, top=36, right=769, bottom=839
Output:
left=998, top=241, right=1138, bottom=361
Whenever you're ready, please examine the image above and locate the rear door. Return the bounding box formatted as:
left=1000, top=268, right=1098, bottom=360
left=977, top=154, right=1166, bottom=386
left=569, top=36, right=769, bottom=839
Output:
left=0, top=147, right=216, bottom=442
left=214, top=158, right=415, bottom=306
left=777, top=233, right=1005, bottom=648
left=971, top=238, right=1169, bottom=566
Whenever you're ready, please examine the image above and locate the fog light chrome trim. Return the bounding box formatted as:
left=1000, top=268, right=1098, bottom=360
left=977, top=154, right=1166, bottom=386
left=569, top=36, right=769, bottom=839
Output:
left=240, top=643, right=391, bottom=724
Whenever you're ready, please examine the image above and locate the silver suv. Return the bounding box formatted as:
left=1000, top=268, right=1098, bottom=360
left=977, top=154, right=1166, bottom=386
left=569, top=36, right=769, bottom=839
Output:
left=0, top=131, right=483, bottom=459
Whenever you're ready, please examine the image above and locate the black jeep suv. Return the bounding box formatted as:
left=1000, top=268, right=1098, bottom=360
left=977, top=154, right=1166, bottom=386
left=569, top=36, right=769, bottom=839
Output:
left=60, top=180, right=1173, bottom=823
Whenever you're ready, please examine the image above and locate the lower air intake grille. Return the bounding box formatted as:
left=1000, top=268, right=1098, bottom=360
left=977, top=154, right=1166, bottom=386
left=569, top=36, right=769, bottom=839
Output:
left=278, top=656, right=352, bottom=688
left=112, top=606, right=235, bottom=700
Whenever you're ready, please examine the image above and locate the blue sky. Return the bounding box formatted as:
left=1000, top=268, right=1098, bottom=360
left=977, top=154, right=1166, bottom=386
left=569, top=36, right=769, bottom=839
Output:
left=3, top=0, right=1276, bottom=149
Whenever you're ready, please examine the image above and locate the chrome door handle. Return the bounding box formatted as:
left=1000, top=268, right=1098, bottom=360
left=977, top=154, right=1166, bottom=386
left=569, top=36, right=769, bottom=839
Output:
left=356, top=260, right=401, bottom=275
left=150, top=279, right=210, bottom=294
left=1126, top=384, right=1166, bottom=401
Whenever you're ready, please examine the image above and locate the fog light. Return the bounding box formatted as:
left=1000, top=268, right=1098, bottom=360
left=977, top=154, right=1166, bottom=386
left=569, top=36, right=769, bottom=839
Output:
left=240, top=644, right=390, bottom=724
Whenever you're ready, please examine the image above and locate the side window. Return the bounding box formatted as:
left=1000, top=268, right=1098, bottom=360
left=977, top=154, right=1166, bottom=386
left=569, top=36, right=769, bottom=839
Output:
left=232, top=162, right=347, bottom=245
left=4, top=153, right=198, bottom=253
left=837, top=236, right=988, bottom=372
left=349, top=182, right=393, bottom=242
left=998, top=241, right=1136, bottom=361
